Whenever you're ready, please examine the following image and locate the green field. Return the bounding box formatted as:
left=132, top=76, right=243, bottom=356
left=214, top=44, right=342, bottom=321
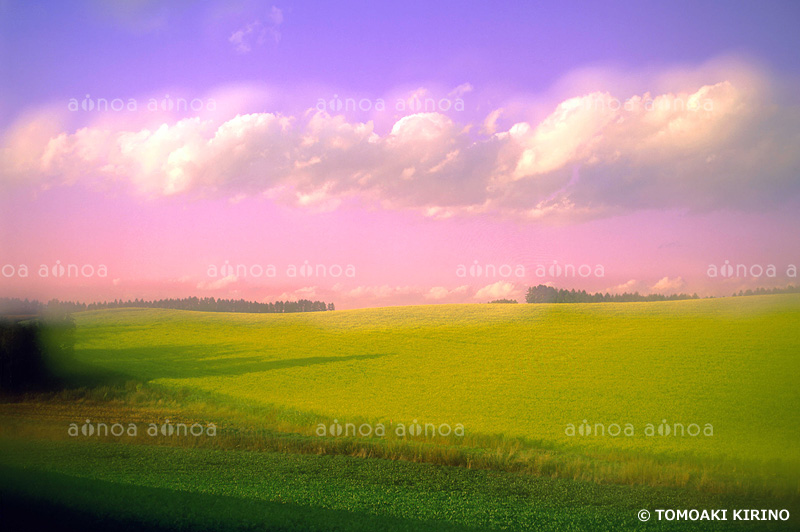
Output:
left=2, top=294, right=799, bottom=530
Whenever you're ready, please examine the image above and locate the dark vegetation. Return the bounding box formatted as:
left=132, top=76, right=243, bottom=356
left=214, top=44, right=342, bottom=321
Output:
left=0, top=296, right=335, bottom=315
left=525, top=283, right=798, bottom=304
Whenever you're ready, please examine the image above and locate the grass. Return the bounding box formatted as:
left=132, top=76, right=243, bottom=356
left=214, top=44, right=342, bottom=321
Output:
left=1, top=438, right=795, bottom=532
left=61, top=295, right=800, bottom=493
left=2, top=294, right=799, bottom=529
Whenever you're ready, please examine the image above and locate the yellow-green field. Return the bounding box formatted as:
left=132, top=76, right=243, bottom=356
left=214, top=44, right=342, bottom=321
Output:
left=61, top=294, right=800, bottom=493
left=2, top=294, right=799, bottom=531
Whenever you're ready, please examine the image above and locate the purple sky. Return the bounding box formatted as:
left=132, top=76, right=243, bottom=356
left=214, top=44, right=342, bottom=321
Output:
left=1, top=0, right=799, bottom=308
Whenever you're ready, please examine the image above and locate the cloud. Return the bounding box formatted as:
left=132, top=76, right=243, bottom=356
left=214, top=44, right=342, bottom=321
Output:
left=424, top=285, right=469, bottom=300
left=229, top=22, right=262, bottom=53
left=482, top=108, right=503, bottom=135
left=4, top=63, right=798, bottom=223
left=229, top=6, right=283, bottom=53
left=275, top=285, right=318, bottom=300
left=607, top=279, right=642, bottom=294
left=345, top=285, right=416, bottom=299
left=474, top=281, right=517, bottom=300
left=448, top=83, right=474, bottom=98
left=197, top=274, right=238, bottom=290
left=651, top=276, right=686, bottom=294
left=609, top=277, right=686, bottom=295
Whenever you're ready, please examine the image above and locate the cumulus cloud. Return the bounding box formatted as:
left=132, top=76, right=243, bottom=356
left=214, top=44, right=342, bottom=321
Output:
left=650, top=276, right=686, bottom=294
left=197, top=274, right=238, bottom=290
left=474, top=281, right=517, bottom=300
left=3, top=66, right=798, bottom=223
left=607, top=277, right=687, bottom=295
left=424, top=285, right=469, bottom=300
left=345, top=285, right=416, bottom=299
left=607, top=279, right=642, bottom=294
left=275, top=285, right=318, bottom=300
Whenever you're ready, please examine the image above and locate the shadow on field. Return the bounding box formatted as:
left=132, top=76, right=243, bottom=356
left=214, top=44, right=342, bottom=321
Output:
left=72, top=346, right=391, bottom=381
left=0, top=466, right=478, bottom=532
left=0, top=316, right=136, bottom=395
left=56, top=360, right=135, bottom=390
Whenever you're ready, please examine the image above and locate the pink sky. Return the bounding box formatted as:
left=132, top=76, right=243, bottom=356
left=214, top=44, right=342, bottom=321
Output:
left=1, top=183, right=797, bottom=309
left=1, top=4, right=799, bottom=309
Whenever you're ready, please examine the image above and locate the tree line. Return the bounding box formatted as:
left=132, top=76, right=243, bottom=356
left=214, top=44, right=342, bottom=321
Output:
left=0, top=296, right=335, bottom=316
left=525, top=285, right=699, bottom=304
left=526, top=284, right=798, bottom=304
left=732, top=285, right=799, bottom=297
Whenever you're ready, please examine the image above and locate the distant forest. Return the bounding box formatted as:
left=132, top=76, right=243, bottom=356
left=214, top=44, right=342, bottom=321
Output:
left=0, top=296, right=334, bottom=316
left=525, top=284, right=799, bottom=304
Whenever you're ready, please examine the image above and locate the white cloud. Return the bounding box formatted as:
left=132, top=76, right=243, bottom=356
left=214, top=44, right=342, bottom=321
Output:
left=651, top=276, right=686, bottom=294
left=197, top=275, right=238, bottom=290
left=275, top=286, right=318, bottom=300
left=609, top=277, right=687, bottom=295
left=346, top=285, right=416, bottom=299
left=424, top=285, right=469, bottom=300
left=474, top=281, right=517, bottom=300
left=607, top=279, right=642, bottom=294
left=4, top=63, right=798, bottom=223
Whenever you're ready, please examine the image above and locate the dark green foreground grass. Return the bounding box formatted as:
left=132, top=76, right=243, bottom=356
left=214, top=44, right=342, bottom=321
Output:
left=1, top=438, right=797, bottom=532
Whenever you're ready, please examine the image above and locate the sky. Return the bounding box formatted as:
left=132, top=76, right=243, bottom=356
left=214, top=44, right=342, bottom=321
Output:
left=1, top=0, right=799, bottom=309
